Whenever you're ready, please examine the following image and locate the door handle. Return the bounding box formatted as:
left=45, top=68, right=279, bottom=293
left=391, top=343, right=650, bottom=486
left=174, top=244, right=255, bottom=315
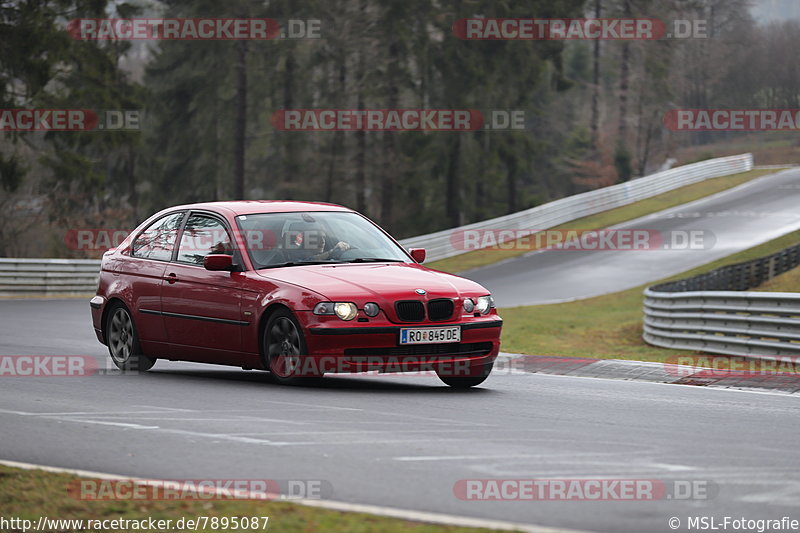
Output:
left=165, top=272, right=178, bottom=284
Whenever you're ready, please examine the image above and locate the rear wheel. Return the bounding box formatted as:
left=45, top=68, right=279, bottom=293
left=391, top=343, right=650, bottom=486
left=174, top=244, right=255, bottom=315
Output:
left=437, top=361, right=493, bottom=388
left=264, top=309, right=319, bottom=385
left=106, top=303, right=156, bottom=372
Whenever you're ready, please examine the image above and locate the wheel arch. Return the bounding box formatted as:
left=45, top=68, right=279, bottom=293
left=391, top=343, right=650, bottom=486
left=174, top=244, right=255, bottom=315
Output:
left=100, top=297, right=128, bottom=345
left=257, top=302, right=294, bottom=365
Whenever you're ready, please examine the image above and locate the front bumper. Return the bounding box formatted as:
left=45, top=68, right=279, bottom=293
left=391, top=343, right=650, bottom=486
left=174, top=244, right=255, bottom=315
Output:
left=89, top=296, right=106, bottom=344
left=300, top=316, right=502, bottom=374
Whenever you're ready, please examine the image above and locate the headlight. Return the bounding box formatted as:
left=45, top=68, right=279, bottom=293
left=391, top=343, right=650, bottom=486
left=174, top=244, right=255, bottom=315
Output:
left=475, top=295, right=494, bottom=314
left=463, top=298, right=475, bottom=313
left=364, top=302, right=380, bottom=317
left=313, top=302, right=358, bottom=321
left=334, top=302, right=358, bottom=321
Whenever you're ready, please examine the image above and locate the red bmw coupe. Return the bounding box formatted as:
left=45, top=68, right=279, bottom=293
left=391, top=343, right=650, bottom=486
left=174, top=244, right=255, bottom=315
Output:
left=90, top=201, right=502, bottom=387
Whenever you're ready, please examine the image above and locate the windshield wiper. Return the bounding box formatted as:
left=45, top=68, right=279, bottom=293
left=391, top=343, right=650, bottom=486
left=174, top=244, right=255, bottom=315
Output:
left=346, top=258, right=405, bottom=263
left=260, top=260, right=344, bottom=269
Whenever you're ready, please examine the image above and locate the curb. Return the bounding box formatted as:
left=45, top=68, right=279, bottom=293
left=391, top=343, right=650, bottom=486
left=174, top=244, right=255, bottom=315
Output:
left=497, top=353, right=800, bottom=394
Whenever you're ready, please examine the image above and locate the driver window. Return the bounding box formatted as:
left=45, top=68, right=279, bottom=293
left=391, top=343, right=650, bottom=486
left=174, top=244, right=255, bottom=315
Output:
left=177, top=214, right=233, bottom=266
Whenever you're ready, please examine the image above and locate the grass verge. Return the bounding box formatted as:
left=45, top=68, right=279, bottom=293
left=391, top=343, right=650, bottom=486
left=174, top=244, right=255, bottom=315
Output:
left=499, top=230, right=800, bottom=363
left=0, top=465, right=498, bottom=533
left=428, top=168, right=783, bottom=274
left=754, top=264, right=800, bottom=292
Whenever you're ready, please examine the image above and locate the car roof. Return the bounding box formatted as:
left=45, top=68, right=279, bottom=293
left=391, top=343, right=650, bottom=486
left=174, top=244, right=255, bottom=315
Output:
left=167, top=200, right=354, bottom=216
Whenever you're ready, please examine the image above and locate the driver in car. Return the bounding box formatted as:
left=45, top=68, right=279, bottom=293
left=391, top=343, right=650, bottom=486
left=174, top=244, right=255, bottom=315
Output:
left=306, top=229, right=350, bottom=260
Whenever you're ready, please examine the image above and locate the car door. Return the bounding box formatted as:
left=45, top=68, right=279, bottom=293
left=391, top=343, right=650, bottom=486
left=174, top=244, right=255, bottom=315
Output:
left=160, top=211, right=247, bottom=364
left=121, top=210, right=185, bottom=356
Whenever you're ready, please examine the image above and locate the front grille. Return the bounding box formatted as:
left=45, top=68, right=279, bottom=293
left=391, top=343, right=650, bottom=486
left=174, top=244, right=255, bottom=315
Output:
left=427, top=298, right=454, bottom=321
left=395, top=300, right=425, bottom=322
left=344, top=342, right=493, bottom=363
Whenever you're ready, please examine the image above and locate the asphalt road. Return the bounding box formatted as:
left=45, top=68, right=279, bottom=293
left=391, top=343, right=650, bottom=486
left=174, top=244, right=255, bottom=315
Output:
left=1, top=300, right=799, bottom=533
left=464, top=168, right=800, bottom=306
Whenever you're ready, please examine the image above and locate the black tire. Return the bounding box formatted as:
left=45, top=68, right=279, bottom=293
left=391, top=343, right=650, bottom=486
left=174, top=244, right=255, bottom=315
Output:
left=105, top=303, right=156, bottom=372
left=437, top=361, right=493, bottom=388
left=264, top=308, right=319, bottom=385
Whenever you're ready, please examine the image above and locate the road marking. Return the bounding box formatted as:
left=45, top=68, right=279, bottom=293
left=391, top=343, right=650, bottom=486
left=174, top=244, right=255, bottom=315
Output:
left=132, top=405, right=193, bottom=411
left=72, top=416, right=309, bottom=424
left=67, top=420, right=160, bottom=429
left=395, top=453, right=555, bottom=462
left=0, top=409, right=197, bottom=417
left=0, top=459, right=594, bottom=533
left=143, top=427, right=307, bottom=446
left=638, top=462, right=696, bottom=472
left=3, top=408, right=507, bottom=447
left=520, top=372, right=800, bottom=398
left=227, top=428, right=547, bottom=436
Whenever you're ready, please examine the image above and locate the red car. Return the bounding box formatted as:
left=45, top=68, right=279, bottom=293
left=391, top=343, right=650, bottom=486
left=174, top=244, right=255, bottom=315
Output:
left=90, top=201, right=502, bottom=387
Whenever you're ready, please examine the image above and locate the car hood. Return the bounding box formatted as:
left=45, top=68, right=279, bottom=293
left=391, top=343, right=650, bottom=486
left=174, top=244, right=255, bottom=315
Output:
left=254, top=262, right=488, bottom=302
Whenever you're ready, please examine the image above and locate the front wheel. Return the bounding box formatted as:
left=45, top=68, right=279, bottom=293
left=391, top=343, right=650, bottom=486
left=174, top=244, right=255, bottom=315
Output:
left=264, top=309, right=319, bottom=385
left=437, top=361, right=493, bottom=388
left=106, top=303, right=156, bottom=372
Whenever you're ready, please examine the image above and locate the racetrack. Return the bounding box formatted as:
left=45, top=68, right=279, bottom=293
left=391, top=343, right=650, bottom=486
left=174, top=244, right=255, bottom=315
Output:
left=1, top=300, right=799, bottom=533
left=464, top=168, right=800, bottom=306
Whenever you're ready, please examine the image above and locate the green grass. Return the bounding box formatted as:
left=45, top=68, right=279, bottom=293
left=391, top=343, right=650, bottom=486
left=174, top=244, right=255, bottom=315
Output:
left=754, top=264, right=800, bottom=292
left=0, top=465, right=500, bottom=533
left=498, top=230, right=800, bottom=363
left=428, top=168, right=782, bottom=274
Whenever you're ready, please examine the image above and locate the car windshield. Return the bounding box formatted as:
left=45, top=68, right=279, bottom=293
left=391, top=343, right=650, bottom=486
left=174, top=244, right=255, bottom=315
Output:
left=235, top=211, right=410, bottom=269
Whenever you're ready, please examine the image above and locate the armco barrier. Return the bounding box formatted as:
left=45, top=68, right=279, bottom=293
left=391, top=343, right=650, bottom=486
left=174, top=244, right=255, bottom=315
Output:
left=0, top=153, right=757, bottom=296
left=399, top=153, right=754, bottom=262
left=0, top=258, right=101, bottom=296
left=643, top=243, right=800, bottom=358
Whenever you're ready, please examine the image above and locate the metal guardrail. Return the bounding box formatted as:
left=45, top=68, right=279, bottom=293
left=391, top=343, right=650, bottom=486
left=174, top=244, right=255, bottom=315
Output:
left=0, top=258, right=101, bottom=296
left=0, top=153, right=756, bottom=296
left=400, top=153, right=754, bottom=262
left=643, top=243, right=800, bottom=358
left=649, top=243, right=800, bottom=293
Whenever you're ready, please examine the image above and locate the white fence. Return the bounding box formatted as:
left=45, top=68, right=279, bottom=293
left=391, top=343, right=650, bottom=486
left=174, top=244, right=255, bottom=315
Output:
left=399, top=153, right=754, bottom=262
left=0, top=153, right=755, bottom=296
left=643, top=290, right=800, bottom=358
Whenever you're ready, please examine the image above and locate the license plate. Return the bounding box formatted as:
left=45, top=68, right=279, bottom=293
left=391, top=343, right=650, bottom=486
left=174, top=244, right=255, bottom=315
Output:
left=399, top=326, right=461, bottom=345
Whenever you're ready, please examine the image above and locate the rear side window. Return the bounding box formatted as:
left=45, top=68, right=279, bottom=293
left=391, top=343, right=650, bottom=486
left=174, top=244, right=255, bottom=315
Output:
left=131, top=212, right=185, bottom=261
left=176, top=214, right=233, bottom=265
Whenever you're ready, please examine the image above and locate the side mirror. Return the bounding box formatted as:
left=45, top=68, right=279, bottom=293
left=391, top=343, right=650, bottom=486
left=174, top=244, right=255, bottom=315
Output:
left=204, top=254, right=233, bottom=271
left=409, top=248, right=426, bottom=263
